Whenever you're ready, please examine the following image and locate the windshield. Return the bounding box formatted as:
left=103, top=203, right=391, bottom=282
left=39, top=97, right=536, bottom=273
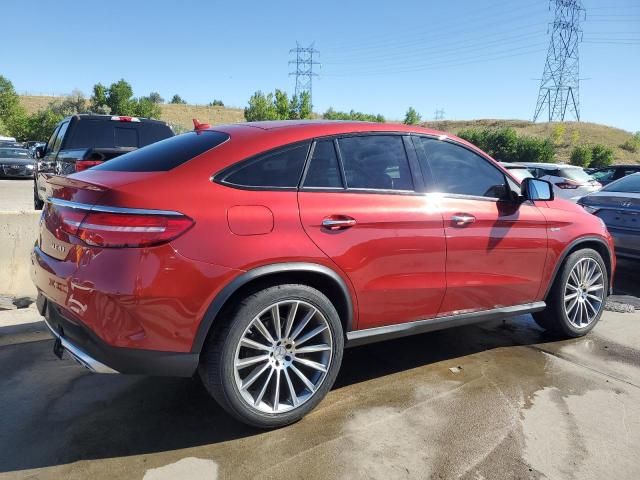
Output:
left=506, top=167, right=533, bottom=181
left=603, top=174, right=640, bottom=193
left=0, top=148, right=31, bottom=159
left=557, top=168, right=593, bottom=183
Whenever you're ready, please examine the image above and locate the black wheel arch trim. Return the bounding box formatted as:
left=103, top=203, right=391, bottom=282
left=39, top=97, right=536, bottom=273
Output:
left=191, top=262, right=355, bottom=353
left=543, top=235, right=614, bottom=299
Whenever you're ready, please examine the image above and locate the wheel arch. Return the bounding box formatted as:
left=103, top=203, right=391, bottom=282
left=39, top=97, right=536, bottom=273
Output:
left=542, top=236, right=614, bottom=299
left=191, top=262, right=355, bottom=353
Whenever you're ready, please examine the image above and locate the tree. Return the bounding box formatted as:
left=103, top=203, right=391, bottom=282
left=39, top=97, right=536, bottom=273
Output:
left=169, top=94, right=187, bottom=104
left=0, top=75, right=23, bottom=124
left=89, top=80, right=160, bottom=118
left=590, top=144, right=614, bottom=168
left=298, top=92, right=312, bottom=119
left=274, top=89, right=289, bottom=120
left=90, top=83, right=109, bottom=113
left=244, top=91, right=277, bottom=121
left=147, top=92, right=164, bottom=104
left=209, top=99, right=224, bottom=107
left=403, top=107, right=421, bottom=125
left=322, top=107, right=384, bottom=122
left=569, top=145, right=592, bottom=167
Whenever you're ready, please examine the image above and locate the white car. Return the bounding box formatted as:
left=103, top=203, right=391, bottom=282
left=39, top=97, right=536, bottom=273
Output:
left=520, top=163, right=601, bottom=202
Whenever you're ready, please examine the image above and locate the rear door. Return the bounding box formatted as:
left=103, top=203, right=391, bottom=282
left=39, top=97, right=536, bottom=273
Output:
left=416, top=137, right=548, bottom=315
left=298, top=134, right=447, bottom=330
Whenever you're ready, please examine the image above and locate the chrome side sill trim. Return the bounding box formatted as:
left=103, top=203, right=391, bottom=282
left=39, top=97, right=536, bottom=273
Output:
left=46, top=197, right=183, bottom=217
left=346, top=301, right=546, bottom=347
left=43, top=316, right=119, bottom=374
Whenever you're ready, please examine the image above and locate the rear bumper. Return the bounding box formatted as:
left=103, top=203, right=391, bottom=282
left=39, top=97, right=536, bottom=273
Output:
left=609, top=227, right=640, bottom=260
left=39, top=294, right=199, bottom=377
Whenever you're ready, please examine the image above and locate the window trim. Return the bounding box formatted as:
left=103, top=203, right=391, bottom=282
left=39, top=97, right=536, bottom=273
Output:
left=213, top=140, right=312, bottom=191
left=300, top=132, right=420, bottom=195
left=414, top=134, right=518, bottom=202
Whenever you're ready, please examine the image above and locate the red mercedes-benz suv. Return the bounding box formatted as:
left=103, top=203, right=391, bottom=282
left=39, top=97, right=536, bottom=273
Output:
left=32, top=121, right=614, bottom=428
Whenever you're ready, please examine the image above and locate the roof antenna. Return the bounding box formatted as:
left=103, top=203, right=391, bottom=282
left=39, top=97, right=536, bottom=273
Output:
left=193, top=118, right=211, bottom=131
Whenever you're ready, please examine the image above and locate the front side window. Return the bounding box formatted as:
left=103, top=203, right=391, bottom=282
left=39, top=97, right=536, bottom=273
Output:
left=420, top=138, right=506, bottom=198
left=303, top=139, right=343, bottom=188
left=221, top=142, right=310, bottom=188
left=45, top=125, right=60, bottom=154
left=337, top=135, right=414, bottom=191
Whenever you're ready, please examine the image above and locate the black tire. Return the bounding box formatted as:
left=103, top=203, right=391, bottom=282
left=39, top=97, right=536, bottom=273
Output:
left=33, top=181, right=44, bottom=210
left=533, top=248, right=608, bottom=338
left=198, top=284, right=344, bottom=429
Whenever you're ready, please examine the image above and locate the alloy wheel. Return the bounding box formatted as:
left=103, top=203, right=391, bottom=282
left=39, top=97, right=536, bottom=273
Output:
left=563, top=257, right=605, bottom=328
left=233, top=300, right=333, bottom=414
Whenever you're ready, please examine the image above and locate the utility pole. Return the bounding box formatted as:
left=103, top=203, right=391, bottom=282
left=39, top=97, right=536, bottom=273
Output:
left=434, top=109, right=445, bottom=121
left=289, top=42, right=320, bottom=107
left=533, top=0, right=585, bottom=122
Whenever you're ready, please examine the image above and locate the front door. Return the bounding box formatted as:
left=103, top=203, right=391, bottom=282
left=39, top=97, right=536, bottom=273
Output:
left=298, top=135, right=447, bottom=330
left=416, top=136, right=548, bottom=316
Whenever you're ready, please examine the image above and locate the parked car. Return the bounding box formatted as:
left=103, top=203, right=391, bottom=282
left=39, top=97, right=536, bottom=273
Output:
left=578, top=172, right=640, bottom=260
left=0, top=147, right=35, bottom=178
left=521, top=162, right=601, bottom=202
left=588, top=164, right=640, bottom=186
left=32, top=121, right=614, bottom=428
left=33, top=114, right=174, bottom=209
left=499, top=162, right=534, bottom=181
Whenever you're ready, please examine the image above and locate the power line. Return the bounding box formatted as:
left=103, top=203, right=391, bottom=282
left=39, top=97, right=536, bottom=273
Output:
left=533, top=0, right=585, bottom=122
left=434, top=109, right=445, bottom=121
left=288, top=42, right=320, bottom=107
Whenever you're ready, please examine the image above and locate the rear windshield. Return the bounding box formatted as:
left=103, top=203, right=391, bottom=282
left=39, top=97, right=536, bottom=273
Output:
left=603, top=174, right=640, bottom=193
left=557, top=168, right=592, bottom=183
left=92, top=131, right=229, bottom=172
left=66, top=119, right=173, bottom=149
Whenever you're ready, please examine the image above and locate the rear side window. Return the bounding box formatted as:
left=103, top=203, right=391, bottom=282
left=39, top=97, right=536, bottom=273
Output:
left=338, top=135, right=414, bottom=191
left=420, top=138, right=506, bottom=198
left=303, top=140, right=343, bottom=188
left=67, top=120, right=173, bottom=149
left=219, top=142, right=310, bottom=188
left=93, top=131, right=229, bottom=172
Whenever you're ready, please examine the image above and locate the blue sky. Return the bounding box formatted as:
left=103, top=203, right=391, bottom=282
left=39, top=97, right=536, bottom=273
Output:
left=2, top=0, right=639, bottom=131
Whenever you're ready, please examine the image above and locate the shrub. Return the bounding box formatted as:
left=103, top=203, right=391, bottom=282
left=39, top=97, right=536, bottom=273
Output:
left=517, top=136, right=555, bottom=163
left=590, top=144, right=615, bottom=168
left=458, top=127, right=554, bottom=163
left=552, top=124, right=566, bottom=145
left=209, top=99, right=224, bottom=107
left=621, top=132, right=640, bottom=153
left=169, top=94, right=187, bottom=104
left=322, top=107, right=385, bottom=122
left=570, top=145, right=592, bottom=167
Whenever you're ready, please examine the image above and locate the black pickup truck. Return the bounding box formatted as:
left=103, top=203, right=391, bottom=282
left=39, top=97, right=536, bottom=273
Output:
left=34, top=114, right=173, bottom=209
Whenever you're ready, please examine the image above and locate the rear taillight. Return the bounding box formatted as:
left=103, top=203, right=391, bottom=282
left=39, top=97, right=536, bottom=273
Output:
left=51, top=205, right=193, bottom=247
left=555, top=181, right=579, bottom=189
left=77, top=211, right=194, bottom=247
left=75, top=160, right=103, bottom=172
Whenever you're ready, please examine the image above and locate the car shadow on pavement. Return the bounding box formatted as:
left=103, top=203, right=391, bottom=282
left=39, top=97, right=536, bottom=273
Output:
left=0, top=314, right=559, bottom=474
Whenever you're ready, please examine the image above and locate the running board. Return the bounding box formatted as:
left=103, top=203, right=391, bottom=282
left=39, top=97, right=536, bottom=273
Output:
left=346, top=302, right=546, bottom=347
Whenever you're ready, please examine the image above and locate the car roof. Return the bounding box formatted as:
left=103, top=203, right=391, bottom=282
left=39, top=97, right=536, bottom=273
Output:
left=61, top=113, right=169, bottom=126
left=520, top=162, right=578, bottom=169
left=500, top=162, right=528, bottom=168
left=207, top=120, right=482, bottom=153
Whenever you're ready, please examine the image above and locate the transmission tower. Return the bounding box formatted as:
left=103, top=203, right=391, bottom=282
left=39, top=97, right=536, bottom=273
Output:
left=434, top=109, right=445, bottom=121
left=289, top=42, right=320, bottom=106
left=533, top=0, right=585, bottom=122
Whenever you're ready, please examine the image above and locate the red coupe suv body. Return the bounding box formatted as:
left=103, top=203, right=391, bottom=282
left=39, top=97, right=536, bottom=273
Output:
left=32, top=121, right=614, bottom=427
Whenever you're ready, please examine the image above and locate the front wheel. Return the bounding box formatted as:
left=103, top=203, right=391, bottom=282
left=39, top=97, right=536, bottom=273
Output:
left=199, top=284, right=344, bottom=428
left=533, top=248, right=608, bottom=337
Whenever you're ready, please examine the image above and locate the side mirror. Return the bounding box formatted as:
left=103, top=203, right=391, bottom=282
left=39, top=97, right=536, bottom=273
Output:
left=522, top=178, right=554, bottom=201
left=35, top=145, right=45, bottom=159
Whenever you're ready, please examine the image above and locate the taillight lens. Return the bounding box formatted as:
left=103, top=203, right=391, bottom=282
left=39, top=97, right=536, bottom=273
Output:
left=49, top=205, right=193, bottom=248
left=76, top=160, right=103, bottom=172
left=77, top=212, right=194, bottom=247
left=555, top=181, right=579, bottom=189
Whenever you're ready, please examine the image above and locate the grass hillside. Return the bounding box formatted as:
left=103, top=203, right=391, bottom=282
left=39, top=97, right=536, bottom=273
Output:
left=20, top=95, right=244, bottom=131
left=20, top=96, right=638, bottom=164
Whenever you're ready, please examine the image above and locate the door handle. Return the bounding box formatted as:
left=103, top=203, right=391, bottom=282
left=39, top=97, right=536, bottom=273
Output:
left=451, top=214, right=476, bottom=226
left=322, top=216, right=357, bottom=230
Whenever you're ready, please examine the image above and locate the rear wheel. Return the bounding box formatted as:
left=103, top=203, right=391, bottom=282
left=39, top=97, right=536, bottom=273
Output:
left=199, top=284, right=344, bottom=428
left=533, top=248, right=607, bottom=337
left=33, top=181, right=44, bottom=210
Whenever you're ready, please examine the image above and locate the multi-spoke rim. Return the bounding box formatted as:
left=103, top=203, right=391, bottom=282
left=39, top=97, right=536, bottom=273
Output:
left=233, top=300, right=333, bottom=414
left=564, top=258, right=605, bottom=329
